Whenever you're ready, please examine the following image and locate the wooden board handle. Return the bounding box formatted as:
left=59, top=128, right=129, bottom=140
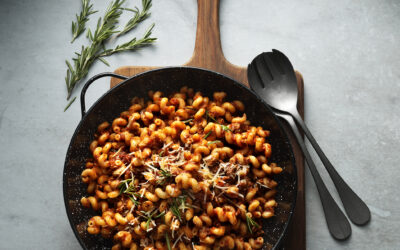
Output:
left=186, top=0, right=223, bottom=67
left=184, top=0, right=249, bottom=86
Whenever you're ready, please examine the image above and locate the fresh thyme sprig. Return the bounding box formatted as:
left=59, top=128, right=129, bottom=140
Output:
left=118, top=0, right=152, bottom=36
left=245, top=213, right=260, bottom=234
left=65, top=0, right=156, bottom=108
left=71, top=0, right=97, bottom=43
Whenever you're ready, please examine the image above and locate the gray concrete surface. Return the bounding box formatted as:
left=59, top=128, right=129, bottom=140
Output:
left=0, top=0, right=399, bottom=249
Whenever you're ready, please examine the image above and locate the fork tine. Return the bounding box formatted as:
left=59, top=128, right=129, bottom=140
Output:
left=261, top=52, right=281, bottom=79
left=254, top=54, right=273, bottom=84
left=247, top=62, right=264, bottom=89
left=272, top=49, right=296, bottom=79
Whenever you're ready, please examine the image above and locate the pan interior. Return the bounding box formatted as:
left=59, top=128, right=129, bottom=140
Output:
left=64, top=67, right=297, bottom=250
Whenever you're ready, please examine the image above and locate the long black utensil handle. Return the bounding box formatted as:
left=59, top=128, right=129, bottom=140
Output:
left=291, top=110, right=371, bottom=226
left=276, top=112, right=352, bottom=240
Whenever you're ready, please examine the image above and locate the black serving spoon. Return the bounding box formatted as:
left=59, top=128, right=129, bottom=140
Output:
left=247, top=49, right=371, bottom=227
left=274, top=111, right=352, bottom=240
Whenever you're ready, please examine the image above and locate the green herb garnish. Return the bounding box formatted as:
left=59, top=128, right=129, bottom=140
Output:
left=154, top=210, right=165, bottom=219
left=165, top=233, right=171, bottom=250
left=170, top=195, right=190, bottom=222
left=203, top=131, right=212, bottom=139
left=119, top=178, right=141, bottom=205
left=206, top=110, right=232, bottom=132
left=157, top=169, right=173, bottom=185
left=246, top=214, right=260, bottom=234
left=221, top=124, right=232, bottom=132
left=140, top=209, right=160, bottom=230
left=71, top=0, right=97, bottom=43
left=207, top=140, right=221, bottom=145
left=129, top=196, right=140, bottom=206
left=170, top=201, right=181, bottom=222
left=206, top=110, right=218, bottom=123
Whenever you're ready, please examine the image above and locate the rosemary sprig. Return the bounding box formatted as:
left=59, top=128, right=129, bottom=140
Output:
left=246, top=213, right=260, bottom=234
left=119, top=178, right=141, bottom=205
left=165, top=233, right=172, bottom=250
left=97, top=23, right=156, bottom=58
left=203, top=131, right=212, bottom=139
left=141, top=209, right=163, bottom=230
left=221, top=124, right=232, bottom=132
left=64, top=0, right=156, bottom=109
left=206, top=110, right=232, bottom=131
left=170, top=200, right=182, bottom=222
left=118, top=0, right=152, bottom=36
left=206, top=110, right=218, bottom=123
left=157, top=168, right=173, bottom=185
left=170, top=195, right=192, bottom=222
left=66, top=0, right=125, bottom=100
left=63, top=96, right=76, bottom=112
left=129, top=196, right=140, bottom=206
left=154, top=210, right=166, bottom=219
left=71, top=0, right=97, bottom=43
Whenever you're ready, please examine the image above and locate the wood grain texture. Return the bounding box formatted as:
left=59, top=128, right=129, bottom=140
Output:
left=110, top=1, right=305, bottom=249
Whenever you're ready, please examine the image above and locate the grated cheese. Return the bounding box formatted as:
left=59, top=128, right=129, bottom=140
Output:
left=118, top=162, right=132, bottom=178
left=172, top=233, right=184, bottom=248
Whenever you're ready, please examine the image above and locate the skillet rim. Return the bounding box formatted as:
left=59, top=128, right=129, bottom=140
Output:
left=63, top=66, right=297, bottom=250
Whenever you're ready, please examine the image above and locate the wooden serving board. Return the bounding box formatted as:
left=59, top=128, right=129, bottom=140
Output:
left=110, top=1, right=305, bottom=249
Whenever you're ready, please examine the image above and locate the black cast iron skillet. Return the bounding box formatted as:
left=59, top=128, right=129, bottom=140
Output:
left=63, top=67, right=297, bottom=250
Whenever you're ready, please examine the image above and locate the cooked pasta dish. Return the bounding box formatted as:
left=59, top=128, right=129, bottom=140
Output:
left=80, top=87, right=282, bottom=249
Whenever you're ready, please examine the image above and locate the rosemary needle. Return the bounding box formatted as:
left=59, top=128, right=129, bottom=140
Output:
left=71, top=0, right=97, bottom=43
left=63, top=96, right=76, bottom=112
left=165, top=233, right=171, bottom=250
left=118, top=0, right=152, bottom=36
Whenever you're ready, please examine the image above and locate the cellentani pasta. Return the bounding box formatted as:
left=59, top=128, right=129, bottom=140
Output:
left=80, top=87, right=283, bottom=250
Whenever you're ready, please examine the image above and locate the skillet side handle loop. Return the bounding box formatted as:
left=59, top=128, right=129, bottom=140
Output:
left=80, top=72, right=128, bottom=118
